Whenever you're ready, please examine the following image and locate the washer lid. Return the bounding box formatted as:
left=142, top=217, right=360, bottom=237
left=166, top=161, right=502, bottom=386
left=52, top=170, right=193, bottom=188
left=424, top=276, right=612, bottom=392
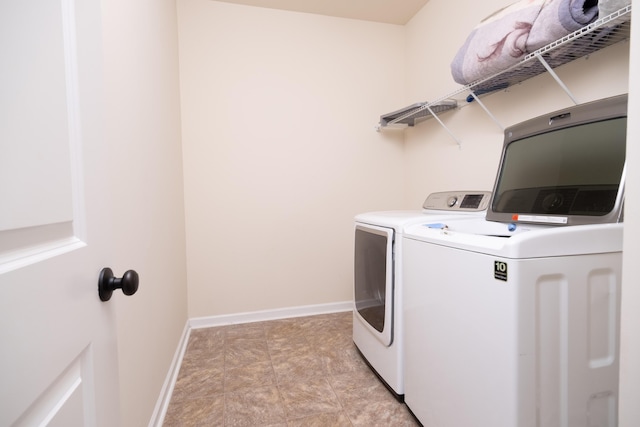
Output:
left=487, top=94, right=627, bottom=226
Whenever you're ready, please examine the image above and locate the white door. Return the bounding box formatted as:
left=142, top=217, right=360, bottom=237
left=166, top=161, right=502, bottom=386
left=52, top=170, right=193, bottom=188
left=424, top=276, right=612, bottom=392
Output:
left=1, top=1, right=125, bottom=425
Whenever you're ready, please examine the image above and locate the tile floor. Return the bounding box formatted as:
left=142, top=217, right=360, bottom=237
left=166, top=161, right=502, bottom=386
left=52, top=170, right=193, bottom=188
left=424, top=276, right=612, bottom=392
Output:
left=163, top=311, right=419, bottom=426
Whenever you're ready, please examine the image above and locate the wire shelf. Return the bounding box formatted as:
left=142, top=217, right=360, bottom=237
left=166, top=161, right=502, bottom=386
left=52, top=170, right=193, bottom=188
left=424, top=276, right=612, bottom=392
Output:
left=379, top=100, right=457, bottom=129
left=377, top=5, right=631, bottom=131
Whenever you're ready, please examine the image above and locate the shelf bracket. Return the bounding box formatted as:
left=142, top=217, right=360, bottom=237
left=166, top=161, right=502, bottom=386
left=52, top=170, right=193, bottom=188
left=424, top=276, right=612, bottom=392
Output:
left=467, top=90, right=504, bottom=131
left=425, top=105, right=463, bottom=148
left=533, top=53, right=580, bottom=105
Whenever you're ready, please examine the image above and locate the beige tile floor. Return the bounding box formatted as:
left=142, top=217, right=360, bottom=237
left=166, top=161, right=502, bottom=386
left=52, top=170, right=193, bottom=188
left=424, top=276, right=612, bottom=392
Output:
left=163, top=311, right=419, bottom=426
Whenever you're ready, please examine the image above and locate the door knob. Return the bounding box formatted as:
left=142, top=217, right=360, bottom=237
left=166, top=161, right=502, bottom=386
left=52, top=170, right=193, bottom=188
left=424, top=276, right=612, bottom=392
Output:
left=98, top=267, right=139, bottom=301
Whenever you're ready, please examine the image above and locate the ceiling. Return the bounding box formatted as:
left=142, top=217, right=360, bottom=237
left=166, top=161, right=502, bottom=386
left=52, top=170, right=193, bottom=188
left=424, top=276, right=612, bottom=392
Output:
left=213, top=0, right=431, bottom=25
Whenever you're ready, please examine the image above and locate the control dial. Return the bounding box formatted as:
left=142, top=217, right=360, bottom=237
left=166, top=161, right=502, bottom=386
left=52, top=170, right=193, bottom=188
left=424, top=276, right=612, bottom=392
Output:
left=447, top=196, right=458, bottom=208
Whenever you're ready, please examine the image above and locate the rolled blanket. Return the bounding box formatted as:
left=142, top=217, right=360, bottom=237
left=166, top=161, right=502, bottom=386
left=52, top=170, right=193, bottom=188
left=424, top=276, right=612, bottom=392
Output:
left=451, top=0, right=547, bottom=85
left=527, top=0, right=599, bottom=51
left=451, top=0, right=601, bottom=86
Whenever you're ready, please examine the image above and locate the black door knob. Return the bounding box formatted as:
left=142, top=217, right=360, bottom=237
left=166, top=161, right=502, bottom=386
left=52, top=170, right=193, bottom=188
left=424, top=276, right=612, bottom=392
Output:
left=98, top=267, right=139, bottom=301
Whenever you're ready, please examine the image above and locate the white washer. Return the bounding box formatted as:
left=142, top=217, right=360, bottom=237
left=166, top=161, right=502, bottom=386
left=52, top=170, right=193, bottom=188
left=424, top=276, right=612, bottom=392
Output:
left=401, top=95, right=627, bottom=426
left=353, top=191, right=490, bottom=401
left=402, top=218, right=622, bottom=426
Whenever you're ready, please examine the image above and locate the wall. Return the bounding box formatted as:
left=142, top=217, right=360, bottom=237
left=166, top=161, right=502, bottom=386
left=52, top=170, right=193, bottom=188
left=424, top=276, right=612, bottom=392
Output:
left=403, top=0, right=630, bottom=205
left=177, top=0, right=406, bottom=318
left=100, top=0, right=188, bottom=425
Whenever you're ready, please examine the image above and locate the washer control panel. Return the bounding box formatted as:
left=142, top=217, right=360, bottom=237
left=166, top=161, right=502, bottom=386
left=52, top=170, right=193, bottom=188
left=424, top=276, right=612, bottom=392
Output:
left=422, top=191, right=491, bottom=212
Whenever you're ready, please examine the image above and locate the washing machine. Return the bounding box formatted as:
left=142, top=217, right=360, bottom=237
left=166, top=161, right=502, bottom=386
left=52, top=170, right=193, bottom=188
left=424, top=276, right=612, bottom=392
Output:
left=402, top=94, right=627, bottom=426
left=403, top=219, right=623, bottom=426
left=353, top=190, right=491, bottom=401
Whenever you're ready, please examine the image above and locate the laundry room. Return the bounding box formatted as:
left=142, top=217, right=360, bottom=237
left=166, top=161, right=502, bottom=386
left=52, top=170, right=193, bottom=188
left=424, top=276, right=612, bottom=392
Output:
left=3, top=0, right=640, bottom=426
left=177, top=0, right=639, bottom=424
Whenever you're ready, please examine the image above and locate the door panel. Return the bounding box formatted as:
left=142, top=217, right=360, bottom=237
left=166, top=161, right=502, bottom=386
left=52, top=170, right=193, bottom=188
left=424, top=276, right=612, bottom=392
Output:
left=0, top=0, right=82, bottom=273
left=0, top=0, right=74, bottom=233
left=13, top=347, right=93, bottom=427
left=0, top=0, right=121, bottom=425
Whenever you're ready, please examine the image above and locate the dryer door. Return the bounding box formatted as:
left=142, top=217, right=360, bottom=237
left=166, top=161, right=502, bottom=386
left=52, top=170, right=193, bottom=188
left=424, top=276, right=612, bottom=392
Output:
left=354, top=223, right=394, bottom=346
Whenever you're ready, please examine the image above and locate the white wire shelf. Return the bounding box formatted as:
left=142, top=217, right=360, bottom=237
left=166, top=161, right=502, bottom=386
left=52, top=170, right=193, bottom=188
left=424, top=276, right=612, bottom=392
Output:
left=376, top=5, right=632, bottom=132
left=378, top=100, right=457, bottom=129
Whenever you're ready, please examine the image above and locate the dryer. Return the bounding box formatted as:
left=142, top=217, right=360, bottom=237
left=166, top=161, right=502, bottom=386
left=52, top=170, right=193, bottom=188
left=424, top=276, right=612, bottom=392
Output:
left=353, top=191, right=490, bottom=401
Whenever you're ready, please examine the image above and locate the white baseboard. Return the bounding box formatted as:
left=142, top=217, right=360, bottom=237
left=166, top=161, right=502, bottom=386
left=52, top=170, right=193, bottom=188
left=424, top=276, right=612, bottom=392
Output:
left=149, top=301, right=353, bottom=425
left=189, top=300, right=353, bottom=329
left=148, top=322, right=191, bottom=427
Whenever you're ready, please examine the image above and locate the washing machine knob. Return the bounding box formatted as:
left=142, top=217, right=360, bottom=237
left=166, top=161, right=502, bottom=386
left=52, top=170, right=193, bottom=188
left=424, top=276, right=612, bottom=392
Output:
left=447, top=196, right=458, bottom=207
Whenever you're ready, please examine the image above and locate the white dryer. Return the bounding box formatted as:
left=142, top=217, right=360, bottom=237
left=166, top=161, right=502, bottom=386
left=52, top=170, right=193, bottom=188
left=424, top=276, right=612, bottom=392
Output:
left=402, top=94, right=627, bottom=426
left=353, top=191, right=490, bottom=401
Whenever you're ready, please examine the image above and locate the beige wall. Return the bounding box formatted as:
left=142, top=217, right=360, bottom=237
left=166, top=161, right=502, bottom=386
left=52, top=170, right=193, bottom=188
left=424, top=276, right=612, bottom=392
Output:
left=101, top=0, right=188, bottom=425
left=177, top=0, right=406, bottom=318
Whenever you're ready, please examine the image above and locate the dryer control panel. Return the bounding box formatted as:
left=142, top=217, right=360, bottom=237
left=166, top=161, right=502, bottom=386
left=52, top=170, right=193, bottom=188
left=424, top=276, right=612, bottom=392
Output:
left=422, top=191, right=491, bottom=212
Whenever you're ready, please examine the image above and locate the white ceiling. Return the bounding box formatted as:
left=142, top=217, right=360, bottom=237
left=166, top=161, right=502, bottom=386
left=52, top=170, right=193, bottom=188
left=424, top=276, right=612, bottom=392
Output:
left=213, top=0, right=431, bottom=25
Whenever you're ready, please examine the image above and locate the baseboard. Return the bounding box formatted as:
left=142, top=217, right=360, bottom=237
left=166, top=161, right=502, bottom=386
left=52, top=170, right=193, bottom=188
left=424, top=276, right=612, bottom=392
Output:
left=149, top=301, right=353, bottom=425
left=148, top=321, right=191, bottom=427
left=189, top=300, right=353, bottom=329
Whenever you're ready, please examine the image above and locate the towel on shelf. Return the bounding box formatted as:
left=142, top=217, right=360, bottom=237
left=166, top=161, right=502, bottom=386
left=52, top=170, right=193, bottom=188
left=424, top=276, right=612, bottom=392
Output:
left=451, top=0, right=601, bottom=86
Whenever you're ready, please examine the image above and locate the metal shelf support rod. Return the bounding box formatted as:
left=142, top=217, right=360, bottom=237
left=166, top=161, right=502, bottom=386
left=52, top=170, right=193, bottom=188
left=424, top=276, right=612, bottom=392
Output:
left=425, top=105, right=463, bottom=148
left=467, top=91, right=504, bottom=130
left=534, top=53, right=580, bottom=105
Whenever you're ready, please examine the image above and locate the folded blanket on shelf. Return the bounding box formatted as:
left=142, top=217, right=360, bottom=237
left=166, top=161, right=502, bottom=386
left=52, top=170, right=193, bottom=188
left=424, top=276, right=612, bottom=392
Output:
left=451, top=0, right=601, bottom=86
